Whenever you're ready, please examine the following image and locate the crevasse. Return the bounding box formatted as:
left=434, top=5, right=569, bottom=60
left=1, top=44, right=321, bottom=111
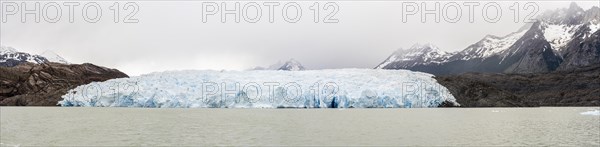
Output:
left=59, top=69, right=458, bottom=108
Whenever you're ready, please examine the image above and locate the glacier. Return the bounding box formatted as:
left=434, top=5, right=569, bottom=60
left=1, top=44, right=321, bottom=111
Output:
left=58, top=69, right=458, bottom=108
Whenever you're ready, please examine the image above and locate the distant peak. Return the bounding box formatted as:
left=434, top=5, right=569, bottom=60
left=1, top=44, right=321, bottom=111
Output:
left=0, top=45, right=18, bottom=54
left=403, top=43, right=443, bottom=53
left=569, top=2, right=580, bottom=10
left=410, top=43, right=437, bottom=49
left=537, top=2, right=587, bottom=25
left=39, top=49, right=70, bottom=64
left=278, top=58, right=306, bottom=71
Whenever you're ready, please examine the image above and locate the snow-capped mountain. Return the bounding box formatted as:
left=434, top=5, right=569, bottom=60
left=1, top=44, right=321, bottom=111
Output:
left=40, top=50, right=70, bottom=64
left=538, top=2, right=586, bottom=25
left=253, top=59, right=306, bottom=71
left=549, top=5, right=600, bottom=70
left=455, top=28, right=528, bottom=61
left=0, top=46, right=70, bottom=67
left=376, top=3, right=600, bottom=75
left=278, top=59, right=306, bottom=71
left=1, top=46, right=48, bottom=67
left=539, top=4, right=600, bottom=55
left=376, top=43, right=452, bottom=69
left=496, top=21, right=562, bottom=73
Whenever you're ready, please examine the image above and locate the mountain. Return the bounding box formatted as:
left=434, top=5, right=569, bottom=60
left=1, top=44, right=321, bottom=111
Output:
left=253, top=59, right=306, bottom=71
left=497, top=21, right=563, bottom=73
left=375, top=43, right=452, bottom=69
left=278, top=59, right=306, bottom=71
left=1, top=46, right=71, bottom=67
left=40, top=50, right=70, bottom=64
left=454, top=26, right=529, bottom=61
left=555, top=6, right=600, bottom=71
left=1, top=46, right=48, bottom=67
left=558, top=27, right=600, bottom=70
left=376, top=3, right=600, bottom=75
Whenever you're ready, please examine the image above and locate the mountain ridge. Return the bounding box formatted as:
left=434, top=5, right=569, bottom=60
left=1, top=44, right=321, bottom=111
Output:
left=376, top=3, right=600, bottom=75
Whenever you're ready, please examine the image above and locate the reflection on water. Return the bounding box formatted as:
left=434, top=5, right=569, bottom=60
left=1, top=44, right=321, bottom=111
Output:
left=1, top=107, right=599, bottom=146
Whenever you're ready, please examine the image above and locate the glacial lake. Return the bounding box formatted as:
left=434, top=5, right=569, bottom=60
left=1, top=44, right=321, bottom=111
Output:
left=1, top=107, right=599, bottom=146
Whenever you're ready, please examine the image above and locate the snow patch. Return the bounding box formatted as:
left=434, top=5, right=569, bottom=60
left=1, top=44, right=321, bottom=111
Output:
left=589, top=23, right=600, bottom=34
left=543, top=24, right=578, bottom=53
left=459, top=28, right=528, bottom=61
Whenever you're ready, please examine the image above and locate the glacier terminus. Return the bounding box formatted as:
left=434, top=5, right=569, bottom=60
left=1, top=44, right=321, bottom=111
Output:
left=59, top=69, right=458, bottom=108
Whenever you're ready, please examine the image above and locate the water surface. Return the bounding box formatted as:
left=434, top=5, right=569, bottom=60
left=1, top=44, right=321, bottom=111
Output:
left=1, top=107, right=599, bottom=146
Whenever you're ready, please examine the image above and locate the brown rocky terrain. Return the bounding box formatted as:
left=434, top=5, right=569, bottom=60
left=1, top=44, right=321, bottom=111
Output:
left=436, top=65, right=600, bottom=107
left=0, top=62, right=128, bottom=106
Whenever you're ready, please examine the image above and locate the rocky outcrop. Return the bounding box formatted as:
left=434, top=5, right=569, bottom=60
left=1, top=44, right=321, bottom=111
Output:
left=436, top=65, right=600, bottom=107
left=0, top=62, right=128, bottom=106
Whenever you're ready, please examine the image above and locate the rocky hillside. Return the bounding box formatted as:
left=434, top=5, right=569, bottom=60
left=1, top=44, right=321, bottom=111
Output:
left=0, top=62, right=128, bottom=106
left=436, top=65, right=600, bottom=107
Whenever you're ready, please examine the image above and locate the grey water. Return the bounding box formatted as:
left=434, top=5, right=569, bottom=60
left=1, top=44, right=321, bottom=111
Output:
left=1, top=107, right=599, bottom=146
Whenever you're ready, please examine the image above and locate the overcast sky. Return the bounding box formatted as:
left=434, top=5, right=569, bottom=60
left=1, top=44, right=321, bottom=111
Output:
left=1, top=1, right=598, bottom=75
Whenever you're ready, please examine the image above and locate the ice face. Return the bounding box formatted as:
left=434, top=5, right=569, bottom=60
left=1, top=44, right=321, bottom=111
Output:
left=59, top=69, right=458, bottom=108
